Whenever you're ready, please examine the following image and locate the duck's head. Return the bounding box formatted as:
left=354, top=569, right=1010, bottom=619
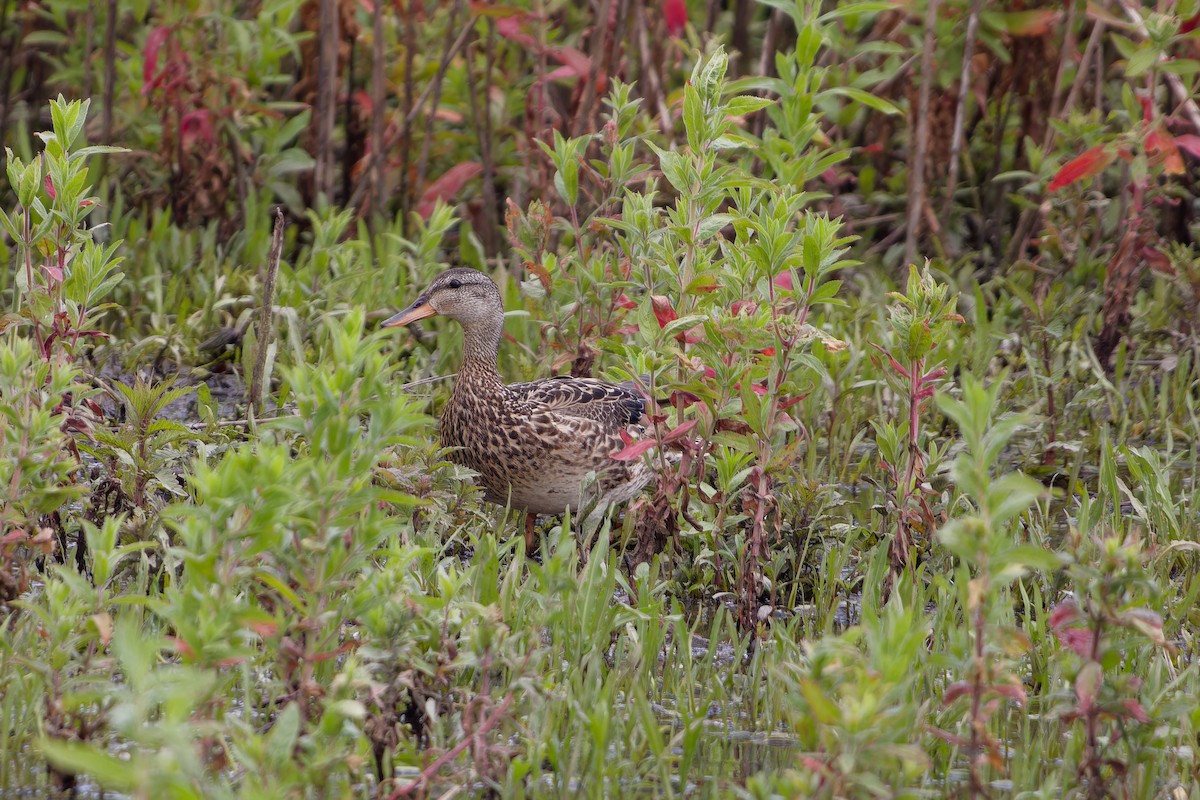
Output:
left=383, top=268, right=503, bottom=330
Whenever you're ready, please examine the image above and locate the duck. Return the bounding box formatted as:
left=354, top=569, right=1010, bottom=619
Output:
left=383, top=267, right=657, bottom=548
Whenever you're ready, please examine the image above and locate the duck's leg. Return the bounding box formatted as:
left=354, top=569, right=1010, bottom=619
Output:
left=523, top=513, right=537, bottom=552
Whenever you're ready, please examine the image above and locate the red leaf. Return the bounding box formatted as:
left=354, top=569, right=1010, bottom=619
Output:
left=1048, top=144, right=1116, bottom=191
left=1, top=530, right=27, bottom=545
left=417, top=162, right=483, bottom=219
left=1174, top=134, right=1200, bottom=158
left=1049, top=601, right=1080, bottom=631
left=548, top=46, right=591, bottom=78
left=170, top=636, right=196, bottom=659
left=942, top=681, right=972, bottom=705
left=614, top=293, right=637, bottom=310
left=494, top=15, right=536, bottom=48
left=662, top=419, right=697, bottom=443
left=180, top=109, right=214, bottom=148
left=1182, top=11, right=1200, bottom=33
left=757, top=347, right=776, bottom=357
left=669, top=389, right=701, bottom=407
left=44, top=174, right=56, bottom=200
left=731, top=299, right=758, bottom=316
left=524, top=261, right=552, bottom=292
left=1120, top=699, right=1150, bottom=724
left=247, top=620, right=279, bottom=638
left=650, top=295, right=678, bottom=328
left=1058, top=627, right=1095, bottom=659
left=922, top=366, right=947, bottom=382
left=990, top=682, right=1027, bottom=705
left=1075, top=661, right=1103, bottom=713
left=1146, top=126, right=1185, bottom=175
left=1142, top=245, right=1175, bottom=276
left=611, top=438, right=658, bottom=461
left=1139, top=95, right=1154, bottom=123
left=143, top=26, right=171, bottom=89
left=664, top=0, right=687, bottom=36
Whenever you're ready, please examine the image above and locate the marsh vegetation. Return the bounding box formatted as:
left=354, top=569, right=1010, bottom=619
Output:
left=1, top=1, right=1199, bottom=797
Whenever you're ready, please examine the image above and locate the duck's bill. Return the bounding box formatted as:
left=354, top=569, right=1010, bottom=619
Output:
left=382, top=301, right=437, bottom=327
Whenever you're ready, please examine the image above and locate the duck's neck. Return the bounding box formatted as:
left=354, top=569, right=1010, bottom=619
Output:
left=456, top=314, right=505, bottom=393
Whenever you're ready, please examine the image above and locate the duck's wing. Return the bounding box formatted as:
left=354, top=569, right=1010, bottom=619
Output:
left=509, top=376, right=646, bottom=428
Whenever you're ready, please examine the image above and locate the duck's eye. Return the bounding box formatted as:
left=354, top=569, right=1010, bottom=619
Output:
left=447, top=279, right=462, bottom=289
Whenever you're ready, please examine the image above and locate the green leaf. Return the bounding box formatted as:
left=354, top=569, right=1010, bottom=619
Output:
left=819, top=87, right=901, bottom=115
left=725, top=96, right=776, bottom=117
left=267, top=702, right=302, bottom=766
left=1125, top=47, right=1160, bottom=78
left=40, top=740, right=135, bottom=792
left=817, top=1, right=895, bottom=23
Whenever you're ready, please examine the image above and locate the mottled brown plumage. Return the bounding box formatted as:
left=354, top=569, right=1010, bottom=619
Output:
left=384, top=268, right=655, bottom=531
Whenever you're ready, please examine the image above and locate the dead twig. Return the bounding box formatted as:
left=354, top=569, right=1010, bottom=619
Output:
left=904, top=0, right=939, bottom=267
left=249, top=209, right=285, bottom=419
left=313, top=0, right=339, bottom=200
left=942, top=0, right=983, bottom=219
left=370, top=0, right=387, bottom=215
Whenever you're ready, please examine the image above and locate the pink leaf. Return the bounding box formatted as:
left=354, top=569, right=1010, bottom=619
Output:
left=548, top=46, right=591, bottom=78
left=1049, top=601, right=1080, bottom=631
left=143, top=26, right=171, bottom=90
left=44, top=174, right=56, bottom=200
left=611, top=438, right=658, bottom=461
left=669, top=389, right=701, bottom=408
left=494, top=15, right=536, bottom=48
left=942, top=681, right=971, bottom=705
left=650, top=295, right=678, bottom=328
left=180, top=110, right=214, bottom=148
left=417, top=162, right=483, bottom=219
left=1146, top=126, right=1185, bottom=175
left=990, top=683, right=1027, bottom=705
left=664, top=0, right=687, bottom=36
left=1120, top=699, right=1150, bottom=724
left=1058, top=627, right=1096, bottom=658
left=661, top=419, right=697, bottom=443
left=1173, top=134, right=1200, bottom=158
left=1075, top=661, right=1103, bottom=713
left=731, top=299, right=758, bottom=316
left=614, top=293, right=637, bottom=310
left=1171, top=134, right=1200, bottom=159
left=778, top=393, right=807, bottom=410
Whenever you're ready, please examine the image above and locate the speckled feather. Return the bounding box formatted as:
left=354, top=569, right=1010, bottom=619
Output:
left=393, top=268, right=656, bottom=517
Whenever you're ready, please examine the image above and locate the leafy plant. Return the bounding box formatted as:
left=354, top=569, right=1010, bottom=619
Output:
left=933, top=374, right=1055, bottom=795
left=2, top=97, right=125, bottom=362
left=871, top=263, right=962, bottom=575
